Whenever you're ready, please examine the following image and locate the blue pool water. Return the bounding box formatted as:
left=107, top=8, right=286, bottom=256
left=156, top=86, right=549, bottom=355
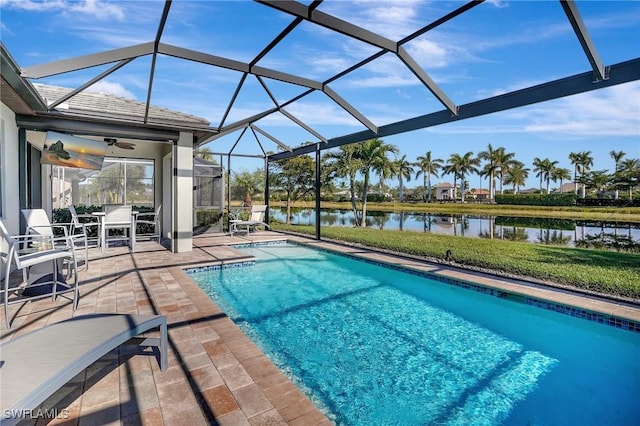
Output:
left=188, top=242, right=640, bottom=425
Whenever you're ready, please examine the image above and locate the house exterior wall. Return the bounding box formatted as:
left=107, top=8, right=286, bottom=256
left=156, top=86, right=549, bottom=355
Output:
left=0, top=102, right=20, bottom=281
left=0, top=102, right=20, bottom=235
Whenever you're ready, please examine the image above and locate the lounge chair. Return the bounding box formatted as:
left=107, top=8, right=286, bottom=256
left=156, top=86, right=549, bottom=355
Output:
left=0, top=314, right=167, bottom=426
left=230, top=204, right=270, bottom=236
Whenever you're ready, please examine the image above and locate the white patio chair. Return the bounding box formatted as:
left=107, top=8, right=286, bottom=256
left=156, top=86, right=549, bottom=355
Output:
left=136, top=204, right=162, bottom=243
left=230, top=204, right=270, bottom=236
left=0, top=220, right=79, bottom=328
left=22, top=208, right=88, bottom=274
left=102, top=205, right=133, bottom=252
left=69, top=204, right=101, bottom=249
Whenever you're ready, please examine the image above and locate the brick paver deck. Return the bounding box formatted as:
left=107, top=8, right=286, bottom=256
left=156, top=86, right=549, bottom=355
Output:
left=1, top=232, right=331, bottom=426
left=2, top=231, right=638, bottom=425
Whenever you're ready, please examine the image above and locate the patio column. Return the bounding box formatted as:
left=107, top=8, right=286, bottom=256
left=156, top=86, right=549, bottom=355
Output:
left=172, top=131, right=193, bottom=253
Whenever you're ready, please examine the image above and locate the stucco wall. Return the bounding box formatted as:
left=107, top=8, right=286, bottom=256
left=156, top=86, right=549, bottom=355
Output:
left=1, top=102, right=20, bottom=235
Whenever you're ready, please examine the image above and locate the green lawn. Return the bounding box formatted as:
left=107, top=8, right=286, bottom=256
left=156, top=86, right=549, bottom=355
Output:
left=272, top=224, right=640, bottom=300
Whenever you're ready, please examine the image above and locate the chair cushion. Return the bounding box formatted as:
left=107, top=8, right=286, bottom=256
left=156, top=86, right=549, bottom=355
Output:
left=21, top=274, right=70, bottom=297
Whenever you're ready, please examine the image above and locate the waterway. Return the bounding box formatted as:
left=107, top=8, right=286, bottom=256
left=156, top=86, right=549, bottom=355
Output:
left=269, top=207, right=640, bottom=251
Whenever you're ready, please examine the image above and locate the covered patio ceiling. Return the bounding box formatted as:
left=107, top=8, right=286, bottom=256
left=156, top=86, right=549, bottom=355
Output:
left=2, top=0, right=639, bottom=161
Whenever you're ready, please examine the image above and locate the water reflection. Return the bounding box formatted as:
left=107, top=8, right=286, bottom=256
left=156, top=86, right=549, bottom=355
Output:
left=270, top=207, right=640, bottom=252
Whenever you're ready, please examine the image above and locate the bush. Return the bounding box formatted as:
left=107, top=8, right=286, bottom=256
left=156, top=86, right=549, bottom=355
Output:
left=495, top=193, right=578, bottom=206
left=575, top=198, right=640, bottom=207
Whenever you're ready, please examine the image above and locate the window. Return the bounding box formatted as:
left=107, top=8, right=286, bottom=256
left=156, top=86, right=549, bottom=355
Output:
left=51, top=157, right=154, bottom=208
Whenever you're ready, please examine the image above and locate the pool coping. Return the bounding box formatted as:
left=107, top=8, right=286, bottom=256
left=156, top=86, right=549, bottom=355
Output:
left=186, top=235, right=640, bottom=333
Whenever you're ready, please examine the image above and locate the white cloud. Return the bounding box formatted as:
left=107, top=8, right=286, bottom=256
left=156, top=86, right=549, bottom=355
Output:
left=1, top=0, right=125, bottom=20
left=86, top=80, right=136, bottom=99
left=67, top=0, right=124, bottom=20
left=522, top=83, right=640, bottom=137
left=429, top=82, right=640, bottom=139
left=0, top=0, right=66, bottom=12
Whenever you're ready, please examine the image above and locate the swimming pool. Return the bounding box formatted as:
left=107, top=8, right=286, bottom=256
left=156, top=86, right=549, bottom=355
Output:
left=188, top=242, right=640, bottom=425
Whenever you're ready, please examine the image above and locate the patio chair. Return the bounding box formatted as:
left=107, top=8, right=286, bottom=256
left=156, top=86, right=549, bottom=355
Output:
left=136, top=204, right=162, bottom=243
left=0, top=220, right=79, bottom=328
left=0, top=313, right=167, bottom=425
left=21, top=208, right=88, bottom=275
left=102, top=205, right=133, bottom=252
left=69, top=204, right=101, bottom=249
left=230, top=204, right=270, bottom=236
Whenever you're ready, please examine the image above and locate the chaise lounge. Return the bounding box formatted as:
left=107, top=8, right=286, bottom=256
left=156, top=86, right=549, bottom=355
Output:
left=230, top=204, right=270, bottom=236
left=0, top=313, right=167, bottom=426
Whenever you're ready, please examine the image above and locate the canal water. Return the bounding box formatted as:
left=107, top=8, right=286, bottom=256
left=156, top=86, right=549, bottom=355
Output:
left=269, top=207, right=640, bottom=251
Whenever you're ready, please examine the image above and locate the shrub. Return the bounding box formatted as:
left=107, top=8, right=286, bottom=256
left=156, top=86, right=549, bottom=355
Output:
left=495, top=193, right=578, bottom=206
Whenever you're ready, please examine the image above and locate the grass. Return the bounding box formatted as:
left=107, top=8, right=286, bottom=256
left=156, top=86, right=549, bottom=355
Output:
left=269, top=201, right=640, bottom=222
left=272, top=223, right=640, bottom=300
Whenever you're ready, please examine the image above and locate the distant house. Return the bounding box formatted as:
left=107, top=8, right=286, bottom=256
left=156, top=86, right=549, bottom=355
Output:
left=434, top=183, right=457, bottom=200
left=552, top=182, right=583, bottom=194
left=470, top=188, right=490, bottom=201
left=519, top=188, right=540, bottom=194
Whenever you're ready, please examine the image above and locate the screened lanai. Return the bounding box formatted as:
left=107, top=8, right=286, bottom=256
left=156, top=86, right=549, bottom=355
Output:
left=1, top=0, right=639, bottom=245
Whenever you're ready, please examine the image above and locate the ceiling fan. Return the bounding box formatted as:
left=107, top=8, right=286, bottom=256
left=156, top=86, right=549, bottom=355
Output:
left=104, top=137, right=136, bottom=150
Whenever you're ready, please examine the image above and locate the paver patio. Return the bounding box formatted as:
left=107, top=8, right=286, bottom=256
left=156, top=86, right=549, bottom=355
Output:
left=1, top=232, right=330, bottom=426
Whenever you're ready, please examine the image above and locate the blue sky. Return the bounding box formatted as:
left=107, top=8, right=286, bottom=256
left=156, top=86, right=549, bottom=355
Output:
left=1, top=0, right=639, bottom=190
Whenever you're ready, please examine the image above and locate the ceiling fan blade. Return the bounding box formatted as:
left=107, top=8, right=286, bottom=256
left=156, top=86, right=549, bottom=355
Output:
left=115, top=142, right=136, bottom=150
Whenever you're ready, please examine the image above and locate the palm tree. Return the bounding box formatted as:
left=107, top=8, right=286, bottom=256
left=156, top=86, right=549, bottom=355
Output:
left=323, top=145, right=361, bottom=223
left=445, top=152, right=480, bottom=202
left=370, top=140, right=398, bottom=200
left=571, top=151, right=594, bottom=197
left=541, top=158, right=559, bottom=194
left=532, top=157, right=546, bottom=191
left=415, top=151, right=443, bottom=202
left=551, top=167, right=572, bottom=194
left=393, top=155, right=414, bottom=202
left=618, top=158, right=640, bottom=201
left=584, top=170, right=611, bottom=198
left=569, top=152, right=580, bottom=194
left=494, top=148, right=517, bottom=195
left=478, top=144, right=500, bottom=200
left=195, top=146, right=215, bottom=162
left=355, top=138, right=397, bottom=226
left=610, top=150, right=626, bottom=199
left=504, top=162, right=529, bottom=194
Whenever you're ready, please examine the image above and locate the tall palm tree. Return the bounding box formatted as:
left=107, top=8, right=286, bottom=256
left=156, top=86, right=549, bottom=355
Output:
left=355, top=138, right=397, bottom=226
left=610, top=150, right=626, bottom=199
left=504, top=163, right=529, bottom=194
left=393, top=155, right=414, bottom=202
left=445, top=152, right=480, bottom=202
left=415, top=151, right=443, bottom=202
left=551, top=167, right=572, bottom=193
left=541, top=158, right=559, bottom=194
left=569, top=152, right=580, bottom=194
left=370, top=140, right=398, bottom=199
left=572, top=151, right=594, bottom=197
left=532, top=157, right=546, bottom=191
left=478, top=144, right=500, bottom=200
left=323, top=145, right=361, bottom=223
left=495, top=148, right=517, bottom=195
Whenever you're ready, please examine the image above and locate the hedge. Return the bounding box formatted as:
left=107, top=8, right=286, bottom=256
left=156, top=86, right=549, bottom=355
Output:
left=495, top=193, right=578, bottom=206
